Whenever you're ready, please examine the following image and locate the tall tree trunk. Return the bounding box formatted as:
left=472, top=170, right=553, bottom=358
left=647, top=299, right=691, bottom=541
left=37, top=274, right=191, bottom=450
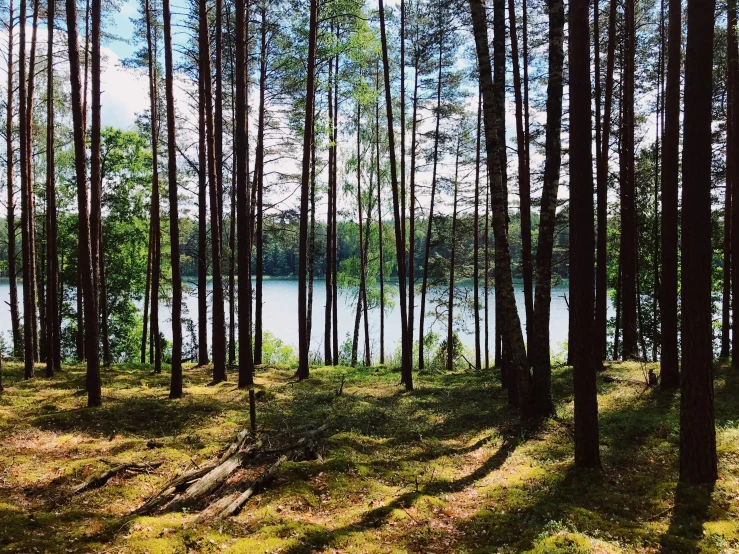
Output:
left=27, top=0, right=40, bottom=363
left=298, top=0, right=318, bottom=381
left=447, top=135, right=461, bottom=372
left=400, top=0, right=406, bottom=280
left=484, top=179, right=490, bottom=369
left=375, top=75, right=385, bottom=365
left=570, top=0, right=601, bottom=469
left=46, top=0, right=59, bottom=376
left=379, top=0, right=411, bottom=388
left=469, top=0, right=531, bottom=418
left=197, top=82, right=208, bottom=367
left=146, top=0, right=161, bottom=374
left=419, top=23, right=444, bottom=371
left=355, top=102, right=369, bottom=367
left=661, top=0, right=681, bottom=387
left=255, top=3, right=267, bottom=366
left=236, top=0, right=256, bottom=434
left=200, top=0, right=227, bottom=384
left=324, top=23, right=334, bottom=367
left=529, top=0, right=564, bottom=418
left=730, top=0, right=739, bottom=368
left=307, top=114, right=317, bottom=359
left=141, top=219, right=152, bottom=364
left=66, top=0, right=100, bottom=405
left=680, top=0, right=717, bottom=485
left=473, top=92, right=482, bottom=370
left=20, top=0, right=32, bottom=378
left=597, top=0, right=617, bottom=364
left=332, top=37, right=340, bottom=366
left=6, top=0, right=21, bottom=360
left=493, top=0, right=506, bottom=372
left=508, top=0, right=533, bottom=351
left=620, top=0, right=638, bottom=360
left=215, top=0, right=223, bottom=248
left=163, top=0, right=182, bottom=398
left=408, top=25, right=420, bottom=370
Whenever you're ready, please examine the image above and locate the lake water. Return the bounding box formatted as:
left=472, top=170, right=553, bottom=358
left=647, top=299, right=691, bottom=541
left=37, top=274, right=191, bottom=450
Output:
left=0, top=278, right=582, bottom=361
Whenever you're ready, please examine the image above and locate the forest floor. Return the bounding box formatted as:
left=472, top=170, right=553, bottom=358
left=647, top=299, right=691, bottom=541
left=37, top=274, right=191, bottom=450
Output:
left=0, top=359, right=738, bottom=554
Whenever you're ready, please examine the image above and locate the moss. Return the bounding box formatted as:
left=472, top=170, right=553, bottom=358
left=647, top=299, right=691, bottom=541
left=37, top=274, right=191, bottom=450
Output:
left=1, top=361, right=738, bottom=553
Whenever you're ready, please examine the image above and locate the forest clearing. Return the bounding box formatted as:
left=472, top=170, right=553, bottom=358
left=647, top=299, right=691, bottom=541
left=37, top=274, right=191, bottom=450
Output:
left=1, top=361, right=737, bottom=554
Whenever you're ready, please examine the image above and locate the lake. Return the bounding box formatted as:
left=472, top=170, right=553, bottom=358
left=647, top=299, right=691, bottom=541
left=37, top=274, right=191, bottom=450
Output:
left=0, top=279, right=578, bottom=360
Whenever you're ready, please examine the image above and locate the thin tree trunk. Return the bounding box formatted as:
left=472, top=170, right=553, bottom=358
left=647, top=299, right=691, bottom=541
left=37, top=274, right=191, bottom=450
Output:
left=493, top=0, right=506, bottom=372
left=145, top=0, right=161, bottom=374
left=163, top=0, right=182, bottom=398
left=570, top=0, right=601, bottom=469
left=661, top=0, right=681, bottom=387
left=680, top=0, right=717, bottom=485
left=530, top=0, right=564, bottom=418
left=307, top=113, right=317, bottom=359
left=236, top=0, right=255, bottom=429
left=142, top=218, right=152, bottom=364
left=731, top=0, right=739, bottom=369
left=379, top=0, right=411, bottom=388
left=419, top=23, right=444, bottom=371
left=597, top=0, right=617, bottom=364
left=473, top=92, right=482, bottom=370
left=20, top=0, right=32, bottom=378
left=297, top=0, right=318, bottom=381
left=508, top=0, right=533, bottom=351
left=447, top=135, right=461, bottom=372
left=6, top=0, right=21, bottom=359
left=66, top=0, right=100, bottom=405
left=621, top=0, right=638, bottom=360
left=375, top=73, right=385, bottom=365
left=408, top=23, right=420, bottom=369
left=332, top=37, right=339, bottom=366
left=255, top=3, right=267, bottom=366
left=484, top=178, right=490, bottom=369
left=324, top=23, right=334, bottom=367
left=355, top=102, right=369, bottom=367
left=27, top=0, right=40, bottom=363
left=200, top=0, right=227, bottom=384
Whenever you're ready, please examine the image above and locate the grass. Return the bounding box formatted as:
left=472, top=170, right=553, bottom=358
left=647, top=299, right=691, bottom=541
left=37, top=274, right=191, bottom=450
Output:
left=0, top=360, right=738, bottom=553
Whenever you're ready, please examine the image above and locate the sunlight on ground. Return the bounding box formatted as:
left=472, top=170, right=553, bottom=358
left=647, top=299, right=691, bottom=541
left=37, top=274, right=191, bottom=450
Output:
left=0, top=360, right=737, bottom=553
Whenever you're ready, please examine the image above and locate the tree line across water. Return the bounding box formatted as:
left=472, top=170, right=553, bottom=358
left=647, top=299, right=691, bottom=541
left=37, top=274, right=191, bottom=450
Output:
left=0, top=0, right=731, bottom=487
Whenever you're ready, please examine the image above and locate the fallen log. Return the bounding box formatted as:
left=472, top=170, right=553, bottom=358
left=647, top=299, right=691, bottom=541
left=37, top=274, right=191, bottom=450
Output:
left=134, top=464, right=217, bottom=515
left=73, top=461, right=162, bottom=494
left=194, top=455, right=287, bottom=523
left=219, top=429, right=251, bottom=463
left=162, top=451, right=249, bottom=513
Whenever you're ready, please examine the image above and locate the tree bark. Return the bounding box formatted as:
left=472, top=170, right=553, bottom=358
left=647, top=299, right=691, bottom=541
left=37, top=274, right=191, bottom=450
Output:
left=469, top=0, right=531, bottom=418
left=6, top=0, right=21, bottom=360
left=419, top=20, right=444, bottom=371
left=730, top=0, right=739, bottom=369
left=66, top=0, right=100, bottom=405
left=200, top=0, right=227, bottom=384
left=661, top=0, right=681, bottom=387
left=163, top=0, right=182, bottom=399
left=679, top=0, right=717, bottom=485
left=473, top=92, right=482, bottom=370
left=569, top=0, right=601, bottom=469
left=597, top=0, right=617, bottom=364
left=620, top=0, right=638, bottom=360
left=447, top=135, right=461, bottom=372
left=45, top=0, right=60, bottom=376
left=379, top=0, right=411, bottom=387
left=298, top=0, right=318, bottom=381
left=236, top=0, right=255, bottom=419
left=508, top=0, right=533, bottom=351
left=530, top=0, right=564, bottom=418
left=254, top=3, right=268, bottom=366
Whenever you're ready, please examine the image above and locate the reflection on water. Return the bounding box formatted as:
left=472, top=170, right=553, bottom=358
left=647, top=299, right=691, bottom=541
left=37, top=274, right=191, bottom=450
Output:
left=0, top=279, right=580, bottom=357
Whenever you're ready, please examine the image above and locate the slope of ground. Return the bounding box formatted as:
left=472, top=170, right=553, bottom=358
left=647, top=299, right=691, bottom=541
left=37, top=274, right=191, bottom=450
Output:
left=0, top=360, right=737, bottom=553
